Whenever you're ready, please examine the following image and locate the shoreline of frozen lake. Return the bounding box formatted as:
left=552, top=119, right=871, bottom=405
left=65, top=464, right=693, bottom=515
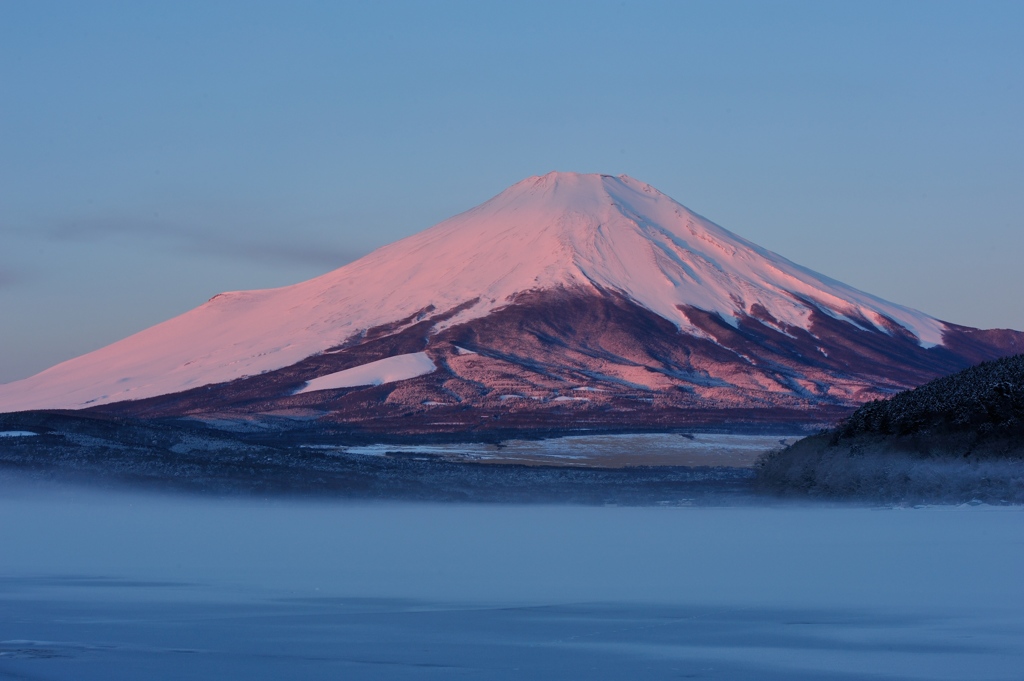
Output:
left=320, top=432, right=802, bottom=468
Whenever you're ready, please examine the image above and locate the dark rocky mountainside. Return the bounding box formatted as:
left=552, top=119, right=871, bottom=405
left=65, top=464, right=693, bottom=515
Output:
left=90, top=289, right=1018, bottom=432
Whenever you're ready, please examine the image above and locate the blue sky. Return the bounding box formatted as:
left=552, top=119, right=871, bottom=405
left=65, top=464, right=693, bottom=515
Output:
left=2, top=1, right=1022, bottom=382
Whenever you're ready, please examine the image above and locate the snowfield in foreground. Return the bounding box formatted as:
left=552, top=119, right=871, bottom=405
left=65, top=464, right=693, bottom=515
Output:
left=334, top=432, right=801, bottom=468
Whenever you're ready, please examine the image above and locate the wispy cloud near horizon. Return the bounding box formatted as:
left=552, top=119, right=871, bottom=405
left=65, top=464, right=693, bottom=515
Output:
left=28, top=216, right=367, bottom=272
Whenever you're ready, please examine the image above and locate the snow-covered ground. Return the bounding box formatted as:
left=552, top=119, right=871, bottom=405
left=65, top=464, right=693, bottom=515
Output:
left=0, top=431, right=36, bottom=438
left=332, top=432, right=800, bottom=467
left=0, top=485, right=1020, bottom=680
left=294, top=352, right=436, bottom=393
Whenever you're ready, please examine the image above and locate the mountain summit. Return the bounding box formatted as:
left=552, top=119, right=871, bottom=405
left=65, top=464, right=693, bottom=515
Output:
left=1, top=172, right=1020, bottom=431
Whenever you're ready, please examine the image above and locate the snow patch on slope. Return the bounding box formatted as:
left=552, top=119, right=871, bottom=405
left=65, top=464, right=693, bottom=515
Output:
left=295, top=353, right=436, bottom=394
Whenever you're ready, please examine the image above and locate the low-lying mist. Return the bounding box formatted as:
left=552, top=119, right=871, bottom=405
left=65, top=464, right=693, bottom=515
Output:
left=1, top=479, right=1022, bottom=680
left=0, top=479, right=1019, bottom=609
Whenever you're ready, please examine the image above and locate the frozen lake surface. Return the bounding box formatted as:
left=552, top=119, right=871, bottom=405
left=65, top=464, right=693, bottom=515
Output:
left=0, top=485, right=1022, bottom=680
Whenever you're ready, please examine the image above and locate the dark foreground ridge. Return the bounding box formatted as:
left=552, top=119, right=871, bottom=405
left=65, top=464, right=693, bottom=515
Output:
left=756, top=355, right=1024, bottom=503
left=0, top=411, right=753, bottom=504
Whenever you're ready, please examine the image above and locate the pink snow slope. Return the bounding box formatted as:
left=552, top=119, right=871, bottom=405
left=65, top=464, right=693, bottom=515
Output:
left=0, top=172, right=946, bottom=412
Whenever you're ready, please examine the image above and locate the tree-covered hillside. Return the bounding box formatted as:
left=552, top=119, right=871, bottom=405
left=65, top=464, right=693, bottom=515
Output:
left=756, top=356, right=1024, bottom=503
left=838, top=354, right=1024, bottom=442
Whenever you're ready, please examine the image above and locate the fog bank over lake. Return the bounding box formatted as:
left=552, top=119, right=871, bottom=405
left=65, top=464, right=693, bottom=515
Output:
left=1, top=483, right=1022, bottom=679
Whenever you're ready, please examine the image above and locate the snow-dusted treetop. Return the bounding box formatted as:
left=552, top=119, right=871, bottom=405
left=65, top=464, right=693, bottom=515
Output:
left=0, top=172, right=946, bottom=411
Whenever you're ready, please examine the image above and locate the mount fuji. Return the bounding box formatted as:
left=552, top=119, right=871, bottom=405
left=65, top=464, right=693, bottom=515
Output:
left=1, top=172, right=1020, bottom=434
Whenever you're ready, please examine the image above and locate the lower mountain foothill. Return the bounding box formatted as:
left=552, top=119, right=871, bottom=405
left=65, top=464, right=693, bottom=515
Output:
left=756, top=354, right=1024, bottom=503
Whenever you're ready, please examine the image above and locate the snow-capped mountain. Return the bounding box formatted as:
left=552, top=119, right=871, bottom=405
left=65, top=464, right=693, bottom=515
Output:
left=1, top=172, right=1020, bottom=431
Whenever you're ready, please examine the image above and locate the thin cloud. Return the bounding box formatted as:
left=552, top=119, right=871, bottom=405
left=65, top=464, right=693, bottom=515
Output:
left=43, top=216, right=366, bottom=271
